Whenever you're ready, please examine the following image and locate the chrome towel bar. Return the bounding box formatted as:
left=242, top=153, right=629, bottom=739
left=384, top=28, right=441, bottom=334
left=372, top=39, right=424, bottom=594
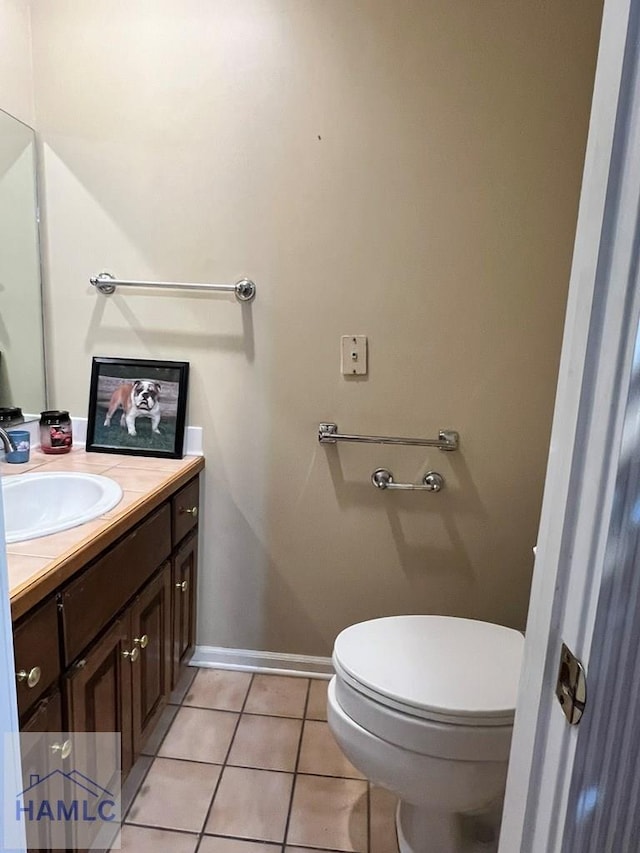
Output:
left=90, top=271, right=256, bottom=302
left=318, top=422, right=459, bottom=451
left=372, top=468, right=444, bottom=492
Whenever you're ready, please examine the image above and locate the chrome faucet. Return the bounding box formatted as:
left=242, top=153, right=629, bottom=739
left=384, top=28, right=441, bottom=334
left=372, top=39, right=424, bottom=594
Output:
left=0, top=427, right=16, bottom=453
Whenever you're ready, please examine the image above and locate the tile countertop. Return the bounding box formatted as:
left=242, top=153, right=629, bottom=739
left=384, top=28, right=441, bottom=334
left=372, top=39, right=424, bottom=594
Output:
left=3, top=448, right=204, bottom=622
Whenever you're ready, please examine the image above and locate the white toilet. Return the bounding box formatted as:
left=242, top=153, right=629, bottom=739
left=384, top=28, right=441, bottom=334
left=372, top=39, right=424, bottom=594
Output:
left=327, top=615, right=524, bottom=853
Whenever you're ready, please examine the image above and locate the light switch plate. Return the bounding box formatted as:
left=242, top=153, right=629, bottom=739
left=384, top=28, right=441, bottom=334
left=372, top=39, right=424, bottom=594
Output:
left=341, top=335, right=368, bottom=375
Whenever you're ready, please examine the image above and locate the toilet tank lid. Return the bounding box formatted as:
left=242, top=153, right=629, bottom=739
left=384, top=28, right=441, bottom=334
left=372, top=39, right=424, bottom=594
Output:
left=332, top=616, right=524, bottom=723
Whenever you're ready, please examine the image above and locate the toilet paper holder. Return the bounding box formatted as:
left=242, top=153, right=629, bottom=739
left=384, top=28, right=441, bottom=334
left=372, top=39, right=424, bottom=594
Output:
left=371, top=469, right=444, bottom=492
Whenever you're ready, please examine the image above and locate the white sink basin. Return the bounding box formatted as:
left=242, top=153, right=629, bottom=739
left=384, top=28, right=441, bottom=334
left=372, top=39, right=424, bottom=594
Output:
left=2, top=472, right=123, bottom=543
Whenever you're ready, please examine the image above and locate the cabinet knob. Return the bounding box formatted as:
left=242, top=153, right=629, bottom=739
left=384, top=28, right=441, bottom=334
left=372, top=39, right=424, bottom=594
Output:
left=122, top=646, right=140, bottom=663
left=179, top=506, right=198, bottom=518
left=175, top=580, right=188, bottom=593
left=51, top=740, right=72, bottom=760
left=16, top=666, right=41, bottom=688
left=134, top=634, right=149, bottom=649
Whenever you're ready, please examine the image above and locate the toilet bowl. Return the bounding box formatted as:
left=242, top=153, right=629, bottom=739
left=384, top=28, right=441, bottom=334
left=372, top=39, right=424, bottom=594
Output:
left=327, top=615, right=524, bottom=853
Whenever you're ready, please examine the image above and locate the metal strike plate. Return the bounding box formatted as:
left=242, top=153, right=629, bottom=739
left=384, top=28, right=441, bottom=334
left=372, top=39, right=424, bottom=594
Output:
left=555, top=642, right=587, bottom=725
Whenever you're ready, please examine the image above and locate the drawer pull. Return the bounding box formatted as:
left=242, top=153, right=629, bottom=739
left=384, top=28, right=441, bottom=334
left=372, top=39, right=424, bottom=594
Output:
left=175, top=580, right=188, bottom=593
left=179, top=506, right=198, bottom=518
left=16, top=667, right=41, bottom=688
left=134, top=634, right=149, bottom=649
left=51, top=740, right=72, bottom=760
left=122, top=646, right=140, bottom=663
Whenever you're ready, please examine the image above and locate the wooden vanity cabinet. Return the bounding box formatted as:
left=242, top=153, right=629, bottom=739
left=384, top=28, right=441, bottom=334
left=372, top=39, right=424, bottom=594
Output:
left=60, top=504, right=172, bottom=666
left=172, top=531, right=198, bottom=687
left=172, top=476, right=200, bottom=545
left=20, top=690, right=64, bottom=853
left=13, top=598, right=60, bottom=719
left=21, top=689, right=63, bottom=735
left=130, top=561, right=172, bottom=757
left=65, top=616, right=134, bottom=775
left=64, top=561, right=172, bottom=776
left=12, top=472, right=200, bottom=782
left=170, top=477, right=200, bottom=687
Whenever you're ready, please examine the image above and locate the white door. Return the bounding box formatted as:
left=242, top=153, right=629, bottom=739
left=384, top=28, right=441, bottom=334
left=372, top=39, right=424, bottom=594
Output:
left=499, top=0, right=640, bottom=849
left=0, top=484, right=25, bottom=853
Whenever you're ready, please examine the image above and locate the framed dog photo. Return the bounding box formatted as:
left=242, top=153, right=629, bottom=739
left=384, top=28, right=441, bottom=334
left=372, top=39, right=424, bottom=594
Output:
left=86, top=357, right=190, bottom=459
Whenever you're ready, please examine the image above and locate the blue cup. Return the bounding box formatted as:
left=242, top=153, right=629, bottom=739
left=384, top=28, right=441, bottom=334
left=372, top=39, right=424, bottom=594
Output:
left=6, top=429, right=30, bottom=464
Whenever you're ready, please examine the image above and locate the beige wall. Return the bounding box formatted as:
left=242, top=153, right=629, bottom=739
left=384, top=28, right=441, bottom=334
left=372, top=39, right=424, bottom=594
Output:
left=29, top=0, right=602, bottom=655
left=0, top=0, right=34, bottom=126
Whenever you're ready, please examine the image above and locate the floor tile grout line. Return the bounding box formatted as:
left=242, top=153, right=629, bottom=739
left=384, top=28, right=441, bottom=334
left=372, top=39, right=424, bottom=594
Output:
left=224, top=763, right=364, bottom=781
left=282, top=845, right=363, bottom=853
left=136, top=754, right=225, bottom=769
left=199, top=837, right=278, bottom=851
left=122, top=821, right=364, bottom=853
left=168, top=703, right=245, bottom=717
left=172, top=701, right=320, bottom=721
left=194, top=827, right=206, bottom=852
left=125, top=750, right=364, bottom=780
left=197, top=829, right=358, bottom=852
left=280, top=677, right=312, bottom=853
left=195, top=671, right=256, bottom=847
left=203, top=832, right=359, bottom=852
left=121, top=819, right=201, bottom=837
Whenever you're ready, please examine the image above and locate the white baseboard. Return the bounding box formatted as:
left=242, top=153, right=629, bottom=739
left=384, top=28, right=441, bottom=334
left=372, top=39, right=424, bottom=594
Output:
left=191, top=645, right=334, bottom=679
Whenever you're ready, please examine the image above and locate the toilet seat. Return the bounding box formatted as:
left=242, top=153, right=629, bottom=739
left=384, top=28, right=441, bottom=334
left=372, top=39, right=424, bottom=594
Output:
left=332, top=675, right=515, bottom=761
left=332, top=615, right=524, bottom=727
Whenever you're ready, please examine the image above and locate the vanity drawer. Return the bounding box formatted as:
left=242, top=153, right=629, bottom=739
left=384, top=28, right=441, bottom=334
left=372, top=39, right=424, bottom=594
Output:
left=61, top=503, right=171, bottom=664
left=172, top=476, right=200, bottom=545
left=13, top=598, right=60, bottom=719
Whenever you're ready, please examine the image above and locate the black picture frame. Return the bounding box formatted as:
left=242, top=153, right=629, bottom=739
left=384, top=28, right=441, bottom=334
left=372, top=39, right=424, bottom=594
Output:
left=86, top=357, right=190, bottom=459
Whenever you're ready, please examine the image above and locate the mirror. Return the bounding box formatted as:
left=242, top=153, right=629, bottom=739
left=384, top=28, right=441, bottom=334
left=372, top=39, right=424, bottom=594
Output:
left=0, top=107, right=46, bottom=416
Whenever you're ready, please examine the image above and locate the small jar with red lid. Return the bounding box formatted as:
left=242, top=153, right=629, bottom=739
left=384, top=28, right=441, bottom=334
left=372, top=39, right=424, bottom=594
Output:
left=39, top=410, right=73, bottom=454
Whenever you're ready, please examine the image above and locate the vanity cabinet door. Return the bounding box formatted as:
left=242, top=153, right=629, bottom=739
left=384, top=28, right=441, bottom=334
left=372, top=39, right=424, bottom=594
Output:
left=172, top=476, right=200, bottom=546
left=20, top=690, right=64, bottom=853
left=20, top=688, right=63, bottom=734
left=172, top=530, right=198, bottom=687
left=13, top=597, right=60, bottom=720
left=65, top=616, right=134, bottom=777
left=130, top=563, right=172, bottom=757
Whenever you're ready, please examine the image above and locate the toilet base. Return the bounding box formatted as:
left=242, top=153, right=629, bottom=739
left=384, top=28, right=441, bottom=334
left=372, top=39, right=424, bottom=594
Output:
left=327, top=676, right=509, bottom=853
left=396, top=799, right=501, bottom=853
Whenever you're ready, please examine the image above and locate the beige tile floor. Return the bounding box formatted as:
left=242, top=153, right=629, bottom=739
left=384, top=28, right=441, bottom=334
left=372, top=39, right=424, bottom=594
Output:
left=112, top=669, right=399, bottom=853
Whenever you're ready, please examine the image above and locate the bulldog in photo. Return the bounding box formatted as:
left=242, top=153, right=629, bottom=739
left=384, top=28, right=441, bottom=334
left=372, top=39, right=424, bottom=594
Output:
left=104, top=379, right=162, bottom=436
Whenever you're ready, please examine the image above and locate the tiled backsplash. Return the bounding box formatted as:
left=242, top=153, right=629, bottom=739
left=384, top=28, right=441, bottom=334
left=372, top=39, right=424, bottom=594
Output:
left=6, top=416, right=203, bottom=456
